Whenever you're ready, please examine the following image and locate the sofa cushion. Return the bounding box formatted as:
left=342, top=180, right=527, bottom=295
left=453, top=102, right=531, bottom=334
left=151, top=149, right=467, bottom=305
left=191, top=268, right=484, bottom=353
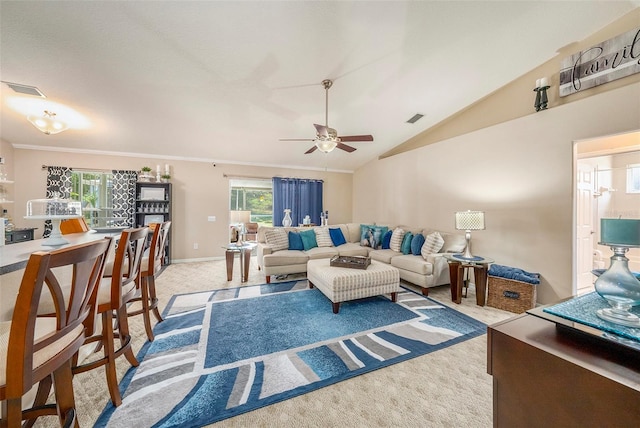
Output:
left=346, top=223, right=362, bottom=243
left=335, top=242, right=369, bottom=257
left=329, top=227, right=347, bottom=246
left=411, top=233, right=425, bottom=255
left=401, top=232, right=413, bottom=255
left=369, top=249, right=398, bottom=264
left=300, top=229, right=318, bottom=251
left=263, top=250, right=308, bottom=267
left=391, top=254, right=434, bottom=275
left=381, top=230, right=392, bottom=249
left=264, top=228, right=289, bottom=252
left=422, top=231, right=445, bottom=259
left=390, top=228, right=405, bottom=252
left=315, top=227, right=333, bottom=247
left=288, top=231, right=304, bottom=251
left=360, top=224, right=387, bottom=248
left=306, top=246, right=338, bottom=260
left=441, top=232, right=467, bottom=253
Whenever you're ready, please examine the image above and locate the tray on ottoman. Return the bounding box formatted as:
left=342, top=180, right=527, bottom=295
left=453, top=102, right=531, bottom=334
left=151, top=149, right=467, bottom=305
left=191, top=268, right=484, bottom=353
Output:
left=330, top=255, right=371, bottom=269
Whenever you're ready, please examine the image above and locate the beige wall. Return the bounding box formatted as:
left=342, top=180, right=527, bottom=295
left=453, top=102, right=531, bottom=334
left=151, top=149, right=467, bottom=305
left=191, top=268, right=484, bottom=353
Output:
left=353, top=82, right=640, bottom=305
left=10, top=150, right=352, bottom=261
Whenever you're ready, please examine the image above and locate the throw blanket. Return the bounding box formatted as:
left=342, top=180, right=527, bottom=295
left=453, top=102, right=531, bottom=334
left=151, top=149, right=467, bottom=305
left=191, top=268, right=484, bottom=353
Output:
left=488, top=264, right=540, bottom=284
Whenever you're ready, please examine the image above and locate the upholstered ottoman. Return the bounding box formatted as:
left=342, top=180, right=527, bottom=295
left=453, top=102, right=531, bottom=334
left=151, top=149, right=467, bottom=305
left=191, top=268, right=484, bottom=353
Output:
left=307, top=259, right=401, bottom=313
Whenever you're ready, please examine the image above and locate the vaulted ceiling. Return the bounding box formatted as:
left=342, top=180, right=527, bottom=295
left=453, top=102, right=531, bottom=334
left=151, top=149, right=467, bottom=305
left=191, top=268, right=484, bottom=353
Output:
left=1, top=1, right=637, bottom=172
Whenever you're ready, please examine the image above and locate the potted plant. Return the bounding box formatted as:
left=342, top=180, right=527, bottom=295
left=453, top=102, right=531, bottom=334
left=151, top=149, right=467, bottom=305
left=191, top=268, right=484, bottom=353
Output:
left=139, top=166, right=153, bottom=182
left=160, top=174, right=171, bottom=183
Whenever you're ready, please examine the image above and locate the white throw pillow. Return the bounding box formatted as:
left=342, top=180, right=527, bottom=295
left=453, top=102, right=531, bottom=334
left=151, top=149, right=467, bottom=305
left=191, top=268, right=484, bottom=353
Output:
left=315, top=227, right=333, bottom=247
left=264, top=228, right=289, bottom=252
left=422, top=231, right=445, bottom=259
left=389, top=228, right=405, bottom=252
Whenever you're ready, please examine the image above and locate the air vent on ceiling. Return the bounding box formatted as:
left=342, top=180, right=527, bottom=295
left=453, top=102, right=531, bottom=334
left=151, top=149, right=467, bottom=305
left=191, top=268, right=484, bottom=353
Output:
left=2, top=81, right=46, bottom=97
left=406, top=113, right=424, bottom=124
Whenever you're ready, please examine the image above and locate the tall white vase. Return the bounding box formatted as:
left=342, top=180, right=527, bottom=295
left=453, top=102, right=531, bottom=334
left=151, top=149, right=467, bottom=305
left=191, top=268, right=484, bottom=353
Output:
left=282, top=210, right=292, bottom=227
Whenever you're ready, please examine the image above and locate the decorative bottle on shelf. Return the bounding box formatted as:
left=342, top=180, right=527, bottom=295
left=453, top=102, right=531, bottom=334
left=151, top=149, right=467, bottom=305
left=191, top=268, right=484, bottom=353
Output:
left=2, top=209, right=14, bottom=232
left=282, top=209, right=292, bottom=227
left=324, top=210, right=329, bottom=226
left=320, top=211, right=325, bottom=226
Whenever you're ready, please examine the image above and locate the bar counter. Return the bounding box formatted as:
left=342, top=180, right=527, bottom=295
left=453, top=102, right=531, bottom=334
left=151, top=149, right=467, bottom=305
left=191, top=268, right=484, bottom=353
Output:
left=0, top=231, right=120, bottom=321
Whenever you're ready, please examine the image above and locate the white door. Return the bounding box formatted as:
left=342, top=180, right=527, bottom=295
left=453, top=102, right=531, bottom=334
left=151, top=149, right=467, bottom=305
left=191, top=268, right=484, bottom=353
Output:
left=576, top=163, right=595, bottom=293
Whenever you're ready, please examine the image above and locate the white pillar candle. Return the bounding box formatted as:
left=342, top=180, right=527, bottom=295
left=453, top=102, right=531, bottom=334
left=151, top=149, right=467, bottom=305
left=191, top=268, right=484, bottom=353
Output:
left=536, top=79, right=541, bottom=88
left=540, top=77, right=548, bottom=87
left=165, top=164, right=170, bottom=174
left=156, top=165, right=160, bottom=173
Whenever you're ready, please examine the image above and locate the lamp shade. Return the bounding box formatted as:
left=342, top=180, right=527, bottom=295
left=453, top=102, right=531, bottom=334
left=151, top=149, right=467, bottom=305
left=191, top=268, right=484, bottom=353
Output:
left=230, top=210, right=251, bottom=224
left=600, top=218, right=640, bottom=247
left=455, top=211, right=485, bottom=231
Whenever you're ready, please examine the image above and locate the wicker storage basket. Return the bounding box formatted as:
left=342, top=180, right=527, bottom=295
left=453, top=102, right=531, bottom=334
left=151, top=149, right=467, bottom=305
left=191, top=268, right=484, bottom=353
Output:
left=487, top=275, right=538, bottom=313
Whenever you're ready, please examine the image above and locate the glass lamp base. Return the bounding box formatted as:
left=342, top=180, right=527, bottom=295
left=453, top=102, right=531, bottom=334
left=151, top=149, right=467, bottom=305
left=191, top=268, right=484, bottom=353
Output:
left=596, top=308, right=640, bottom=327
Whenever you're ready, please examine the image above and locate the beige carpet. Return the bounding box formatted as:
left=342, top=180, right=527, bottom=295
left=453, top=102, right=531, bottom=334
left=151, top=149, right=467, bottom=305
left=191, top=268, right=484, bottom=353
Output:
left=38, top=256, right=515, bottom=427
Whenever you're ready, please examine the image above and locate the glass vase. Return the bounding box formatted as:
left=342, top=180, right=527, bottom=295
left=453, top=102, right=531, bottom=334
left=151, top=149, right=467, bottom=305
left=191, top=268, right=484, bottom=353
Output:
left=282, top=210, right=292, bottom=227
left=594, top=246, right=640, bottom=327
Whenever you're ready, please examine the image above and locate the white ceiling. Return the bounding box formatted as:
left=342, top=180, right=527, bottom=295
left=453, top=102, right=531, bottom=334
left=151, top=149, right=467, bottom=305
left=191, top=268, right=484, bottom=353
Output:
left=1, top=1, right=637, bottom=173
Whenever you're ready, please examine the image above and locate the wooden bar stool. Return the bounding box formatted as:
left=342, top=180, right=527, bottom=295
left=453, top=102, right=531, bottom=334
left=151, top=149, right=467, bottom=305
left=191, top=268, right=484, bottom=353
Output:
left=130, top=221, right=171, bottom=341
left=60, top=217, right=91, bottom=234
left=0, top=238, right=111, bottom=428
left=71, top=227, right=148, bottom=407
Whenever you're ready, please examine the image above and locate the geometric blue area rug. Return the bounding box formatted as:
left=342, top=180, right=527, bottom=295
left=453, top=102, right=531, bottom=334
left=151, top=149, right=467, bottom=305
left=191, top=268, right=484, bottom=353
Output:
left=95, top=280, right=486, bottom=427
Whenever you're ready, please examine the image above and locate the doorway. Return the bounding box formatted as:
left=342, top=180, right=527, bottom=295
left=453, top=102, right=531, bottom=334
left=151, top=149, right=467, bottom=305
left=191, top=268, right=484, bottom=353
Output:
left=574, top=131, right=640, bottom=296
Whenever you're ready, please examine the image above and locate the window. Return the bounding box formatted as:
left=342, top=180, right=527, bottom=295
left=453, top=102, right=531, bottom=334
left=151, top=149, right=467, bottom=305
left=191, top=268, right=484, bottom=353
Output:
left=70, top=171, right=116, bottom=227
left=229, top=179, right=273, bottom=226
left=627, top=163, right=640, bottom=194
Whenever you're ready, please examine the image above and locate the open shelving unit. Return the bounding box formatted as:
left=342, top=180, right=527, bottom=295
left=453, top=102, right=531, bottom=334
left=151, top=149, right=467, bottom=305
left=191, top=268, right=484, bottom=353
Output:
left=135, top=182, right=172, bottom=264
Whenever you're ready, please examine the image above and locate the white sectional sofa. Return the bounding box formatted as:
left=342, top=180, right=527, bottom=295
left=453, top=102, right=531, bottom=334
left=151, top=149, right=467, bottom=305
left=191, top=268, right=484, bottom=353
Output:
left=256, top=223, right=466, bottom=295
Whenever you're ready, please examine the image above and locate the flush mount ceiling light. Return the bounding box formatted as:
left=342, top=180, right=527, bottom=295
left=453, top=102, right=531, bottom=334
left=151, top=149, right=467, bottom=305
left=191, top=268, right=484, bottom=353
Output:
left=27, top=110, right=68, bottom=135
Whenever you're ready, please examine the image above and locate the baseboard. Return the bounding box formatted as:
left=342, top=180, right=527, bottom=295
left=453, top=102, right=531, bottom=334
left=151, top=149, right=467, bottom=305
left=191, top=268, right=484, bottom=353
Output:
left=172, top=256, right=225, bottom=264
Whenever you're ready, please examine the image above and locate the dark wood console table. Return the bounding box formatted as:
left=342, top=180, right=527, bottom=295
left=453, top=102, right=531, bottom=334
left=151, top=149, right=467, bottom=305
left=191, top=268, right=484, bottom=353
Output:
left=488, top=313, right=640, bottom=427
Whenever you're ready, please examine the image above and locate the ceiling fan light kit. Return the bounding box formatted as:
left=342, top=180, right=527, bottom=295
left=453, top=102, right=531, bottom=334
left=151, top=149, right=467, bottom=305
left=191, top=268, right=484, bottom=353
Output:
left=280, top=79, right=374, bottom=154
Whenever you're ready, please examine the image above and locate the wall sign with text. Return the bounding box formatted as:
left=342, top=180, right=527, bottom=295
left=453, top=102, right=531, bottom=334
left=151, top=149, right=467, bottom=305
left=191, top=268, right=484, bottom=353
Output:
left=559, top=27, right=640, bottom=97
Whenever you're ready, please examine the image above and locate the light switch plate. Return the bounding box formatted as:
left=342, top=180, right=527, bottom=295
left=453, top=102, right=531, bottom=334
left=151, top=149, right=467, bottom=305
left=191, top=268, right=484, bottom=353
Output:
left=207, top=216, right=216, bottom=222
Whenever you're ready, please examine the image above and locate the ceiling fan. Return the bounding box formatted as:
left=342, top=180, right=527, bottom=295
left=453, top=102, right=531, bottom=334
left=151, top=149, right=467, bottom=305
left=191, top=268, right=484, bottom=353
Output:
left=280, top=79, right=374, bottom=154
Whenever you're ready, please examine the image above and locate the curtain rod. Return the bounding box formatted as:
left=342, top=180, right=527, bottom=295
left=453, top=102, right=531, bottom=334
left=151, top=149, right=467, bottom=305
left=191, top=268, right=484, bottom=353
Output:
left=41, top=165, right=114, bottom=172
left=223, top=174, right=271, bottom=180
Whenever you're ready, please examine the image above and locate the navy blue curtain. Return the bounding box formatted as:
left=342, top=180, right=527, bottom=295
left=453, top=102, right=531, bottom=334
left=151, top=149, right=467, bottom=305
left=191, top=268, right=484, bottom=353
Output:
left=272, top=177, right=323, bottom=226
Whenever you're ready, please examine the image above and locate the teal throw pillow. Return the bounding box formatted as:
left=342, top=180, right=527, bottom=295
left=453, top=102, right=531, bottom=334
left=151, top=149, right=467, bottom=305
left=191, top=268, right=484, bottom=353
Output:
left=299, top=229, right=318, bottom=251
left=329, top=227, right=347, bottom=246
left=381, top=230, right=393, bottom=249
left=360, top=224, right=376, bottom=246
left=288, top=231, right=304, bottom=251
left=360, top=225, right=388, bottom=249
left=401, top=232, right=413, bottom=255
left=411, top=233, right=425, bottom=255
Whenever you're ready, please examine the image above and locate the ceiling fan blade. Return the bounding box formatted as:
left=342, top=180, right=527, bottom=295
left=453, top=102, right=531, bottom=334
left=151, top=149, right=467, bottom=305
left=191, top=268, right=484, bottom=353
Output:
left=313, top=124, right=329, bottom=137
left=338, top=134, right=374, bottom=142
left=336, top=142, right=356, bottom=153
left=279, top=138, right=315, bottom=141
left=305, top=145, right=318, bottom=154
